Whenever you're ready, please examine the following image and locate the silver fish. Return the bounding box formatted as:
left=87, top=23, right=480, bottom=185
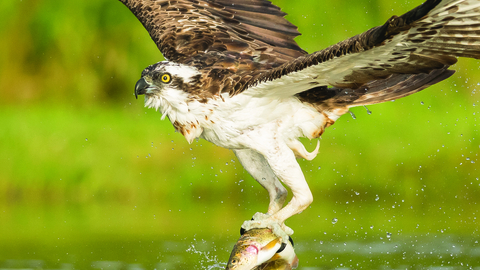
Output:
left=226, top=228, right=298, bottom=270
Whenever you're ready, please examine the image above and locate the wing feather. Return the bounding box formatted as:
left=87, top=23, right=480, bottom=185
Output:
left=121, top=0, right=480, bottom=104
left=118, top=0, right=306, bottom=65
left=297, top=67, right=456, bottom=116
left=243, top=0, right=480, bottom=103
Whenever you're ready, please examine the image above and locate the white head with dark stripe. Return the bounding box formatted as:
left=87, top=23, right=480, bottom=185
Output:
left=134, top=61, right=202, bottom=110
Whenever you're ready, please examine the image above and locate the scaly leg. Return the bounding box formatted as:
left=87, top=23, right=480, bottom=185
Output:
left=240, top=137, right=314, bottom=242
left=234, top=149, right=288, bottom=215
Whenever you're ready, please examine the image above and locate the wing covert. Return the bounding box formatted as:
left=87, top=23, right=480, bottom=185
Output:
left=118, top=0, right=306, bottom=66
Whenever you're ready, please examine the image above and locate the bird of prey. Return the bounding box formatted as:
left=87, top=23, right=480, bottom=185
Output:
left=118, top=0, right=480, bottom=242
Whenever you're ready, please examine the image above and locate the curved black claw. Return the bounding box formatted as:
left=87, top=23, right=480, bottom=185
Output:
left=240, top=218, right=255, bottom=235
left=277, top=242, right=287, bottom=253
left=276, top=236, right=294, bottom=253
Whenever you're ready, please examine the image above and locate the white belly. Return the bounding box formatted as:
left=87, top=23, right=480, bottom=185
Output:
left=199, top=93, right=329, bottom=152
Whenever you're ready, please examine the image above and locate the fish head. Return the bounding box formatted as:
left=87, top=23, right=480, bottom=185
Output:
left=225, top=243, right=260, bottom=270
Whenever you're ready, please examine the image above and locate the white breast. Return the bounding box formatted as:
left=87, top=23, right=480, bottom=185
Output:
left=147, top=85, right=332, bottom=160
left=199, top=93, right=329, bottom=153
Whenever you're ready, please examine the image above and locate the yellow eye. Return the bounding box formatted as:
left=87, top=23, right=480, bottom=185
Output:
left=161, top=73, right=171, bottom=83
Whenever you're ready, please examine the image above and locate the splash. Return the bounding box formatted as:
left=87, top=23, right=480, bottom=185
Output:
left=186, top=243, right=227, bottom=270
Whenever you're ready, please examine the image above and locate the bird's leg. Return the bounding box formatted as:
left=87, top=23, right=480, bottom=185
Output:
left=234, top=149, right=288, bottom=215
left=240, top=139, right=313, bottom=243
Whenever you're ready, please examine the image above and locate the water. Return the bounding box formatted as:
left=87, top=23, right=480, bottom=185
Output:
left=1, top=235, right=479, bottom=269
left=1, top=194, right=478, bottom=269
left=0, top=217, right=480, bottom=270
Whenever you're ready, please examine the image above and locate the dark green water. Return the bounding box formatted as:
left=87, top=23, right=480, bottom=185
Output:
left=1, top=201, right=479, bottom=269
left=1, top=235, right=479, bottom=269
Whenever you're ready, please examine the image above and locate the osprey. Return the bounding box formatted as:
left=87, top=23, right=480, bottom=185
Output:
left=119, top=0, right=480, bottom=242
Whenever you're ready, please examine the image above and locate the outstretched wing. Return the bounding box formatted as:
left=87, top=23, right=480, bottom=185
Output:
left=121, top=0, right=480, bottom=104
left=119, top=0, right=306, bottom=66
left=242, top=0, right=480, bottom=111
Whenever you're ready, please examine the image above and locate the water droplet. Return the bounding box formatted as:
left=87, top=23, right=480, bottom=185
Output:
left=386, top=232, right=392, bottom=239
left=420, top=101, right=424, bottom=105
left=375, top=195, right=380, bottom=201
left=332, top=218, right=338, bottom=224
left=85, top=138, right=88, bottom=141
left=363, top=106, right=372, bottom=115
left=370, top=225, right=374, bottom=229
left=349, top=111, right=356, bottom=119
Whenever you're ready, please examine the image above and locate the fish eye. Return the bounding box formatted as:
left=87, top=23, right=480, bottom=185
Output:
left=161, top=73, right=171, bottom=83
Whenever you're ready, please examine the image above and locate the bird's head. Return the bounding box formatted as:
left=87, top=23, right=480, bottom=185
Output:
left=134, top=61, right=201, bottom=109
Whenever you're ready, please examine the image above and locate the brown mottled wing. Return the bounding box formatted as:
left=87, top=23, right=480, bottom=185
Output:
left=118, top=0, right=306, bottom=66
left=297, top=67, right=455, bottom=115
left=244, top=0, right=480, bottom=113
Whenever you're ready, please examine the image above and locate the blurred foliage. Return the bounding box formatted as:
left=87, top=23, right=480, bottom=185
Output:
left=0, top=0, right=479, bottom=261
left=0, top=0, right=159, bottom=105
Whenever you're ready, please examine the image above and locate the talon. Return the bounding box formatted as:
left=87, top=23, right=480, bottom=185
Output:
left=241, top=214, right=293, bottom=244
left=275, top=235, right=295, bottom=253
left=252, top=212, right=270, bottom=221
left=281, top=223, right=294, bottom=236
left=240, top=217, right=257, bottom=235
left=277, top=242, right=287, bottom=253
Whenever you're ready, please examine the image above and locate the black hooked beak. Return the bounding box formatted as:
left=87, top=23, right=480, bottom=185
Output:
left=134, top=78, right=149, bottom=99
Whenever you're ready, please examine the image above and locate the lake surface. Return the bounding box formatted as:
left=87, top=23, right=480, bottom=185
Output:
left=1, top=235, right=479, bottom=269
left=1, top=202, right=479, bottom=270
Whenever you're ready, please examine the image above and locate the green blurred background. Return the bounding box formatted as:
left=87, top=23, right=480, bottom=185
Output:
left=0, top=0, right=479, bottom=268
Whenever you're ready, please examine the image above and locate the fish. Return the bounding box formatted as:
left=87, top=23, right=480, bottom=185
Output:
left=226, top=228, right=298, bottom=270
